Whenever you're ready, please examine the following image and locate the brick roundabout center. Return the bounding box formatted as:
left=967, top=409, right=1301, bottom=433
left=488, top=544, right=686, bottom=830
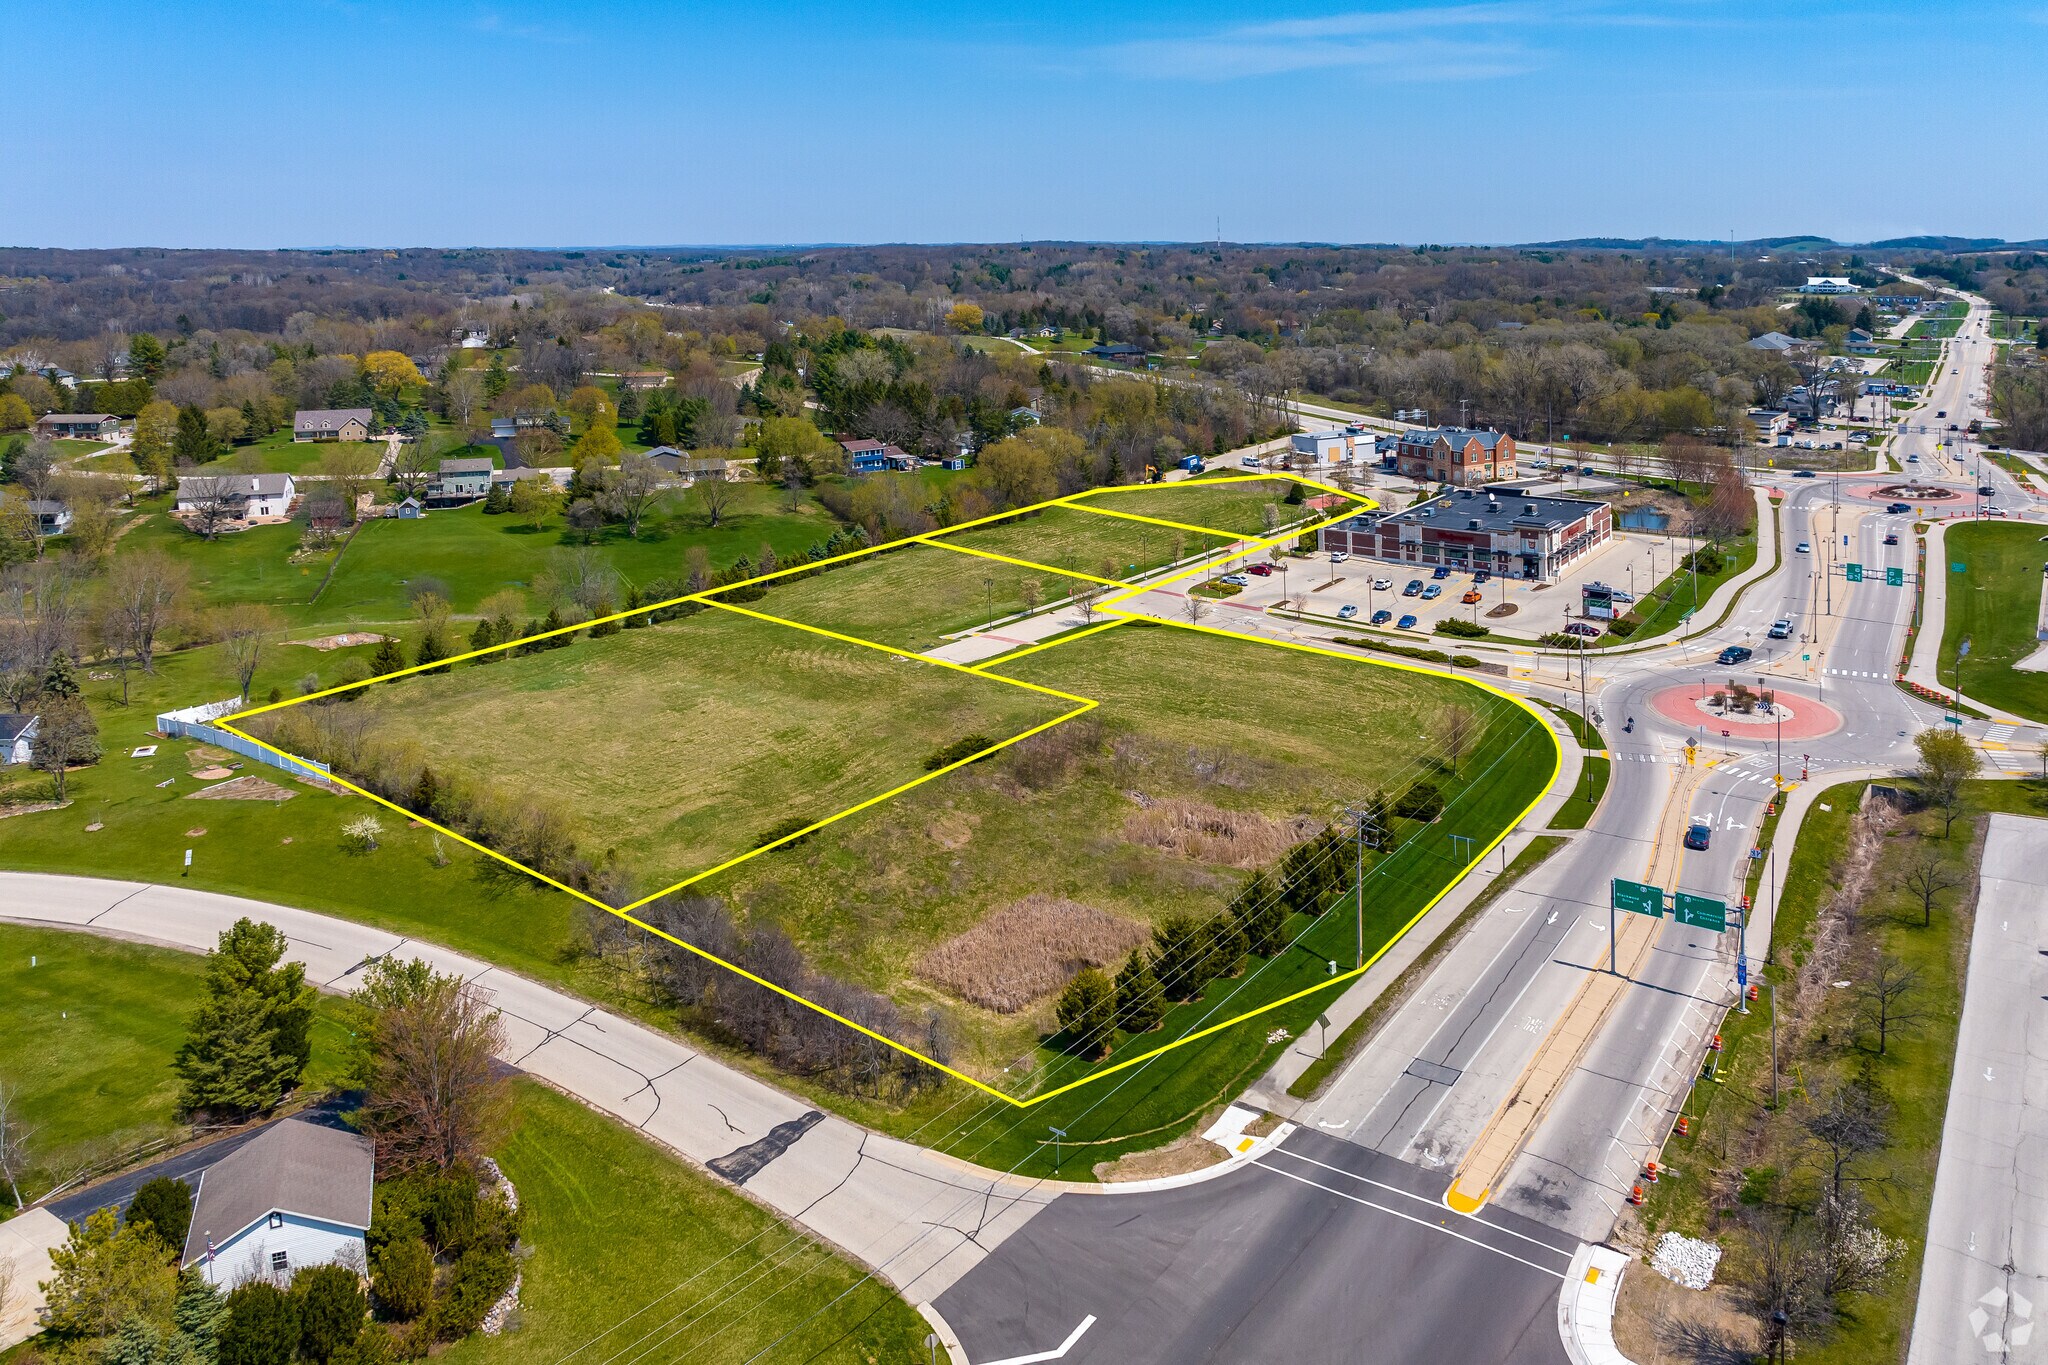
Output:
left=1648, top=683, right=1844, bottom=741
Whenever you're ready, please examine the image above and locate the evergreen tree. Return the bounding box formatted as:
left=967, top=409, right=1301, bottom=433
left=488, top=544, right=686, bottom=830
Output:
left=412, top=623, right=451, bottom=675
left=1229, top=870, right=1287, bottom=958
left=1112, top=950, right=1163, bottom=1034
left=218, top=1282, right=298, bottom=1365
left=40, top=649, right=81, bottom=699
left=173, top=1267, right=229, bottom=1364
left=514, top=618, right=543, bottom=656
left=539, top=605, right=573, bottom=647
left=368, top=635, right=406, bottom=678
left=126, top=1176, right=194, bottom=1252
left=1198, top=914, right=1248, bottom=982
left=411, top=767, right=441, bottom=820
left=239, top=399, right=263, bottom=438
left=1150, top=912, right=1208, bottom=1002
left=756, top=542, right=779, bottom=578
left=468, top=617, right=498, bottom=658
left=173, top=405, right=216, bottom=466
left=173, top=919, right=319, bottom=1117
left=481, top=481, right=511, bottom=514
left=288, top=1264, right=365, bottom=1364
left=1053, top=968, right=1117, bottom=1057
left=482, top=353, right=509, bottom=401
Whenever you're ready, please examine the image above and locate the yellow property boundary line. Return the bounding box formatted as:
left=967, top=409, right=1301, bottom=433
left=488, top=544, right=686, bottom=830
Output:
left=216, top=473, right=1559, bottom=1109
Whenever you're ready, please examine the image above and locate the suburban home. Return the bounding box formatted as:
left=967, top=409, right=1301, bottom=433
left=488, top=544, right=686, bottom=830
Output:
left=454, top=325, right=492, bottom=348
left=26, top=499, right=72, bottom=535
left=1084, top=342, right=1146, bottom=366
left=619, top=371, right=670, bottom=390
left=1010, top=406, right=1041, bottom=426
left=1393, top=427, right=1517, bottom=487
left=427, top=456, right=495, bottom=504
left=33, top=413, right=119, bottom=440
left=292, top=408, right=374, bottom=443
left=646, top=448, right=729, bottom=479
left=1846, top=328, right=1878, bottom=354
left=174, top=473, right=297, bottom=521
left=839, top=437, right=889, bottom=473
left=1319, top=487, right=1612, bottom=584
left=182, top=1120, right=374, bottom=1290
left=1798, top=276, right=1856, bottom=294
left=489, top=412, right=556, bottom=440
left=0, top=714, right=37, bottom=766
left=1745, top=331, right=1819, bottom=356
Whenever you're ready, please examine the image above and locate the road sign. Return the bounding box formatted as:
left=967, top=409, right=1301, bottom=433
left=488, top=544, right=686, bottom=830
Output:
left=1845, top=562, right=1863, bottom=582
left=1612, top=878, right=1664, bottom=917
left=1673, top=893, right=1729, bottom=932
left=1886, top=566, right=1904, bottom=586
left=1736, top=956, right=1749, bottom=988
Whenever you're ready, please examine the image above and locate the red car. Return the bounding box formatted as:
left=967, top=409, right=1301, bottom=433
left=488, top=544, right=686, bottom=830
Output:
left=1247, top=563, right=1275, bottom=576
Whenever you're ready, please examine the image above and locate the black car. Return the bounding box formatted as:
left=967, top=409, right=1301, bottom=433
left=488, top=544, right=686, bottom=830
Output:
left=1683, top=822, right=1712, bottom=851
left=1717, top=645, right=1754, bottom=665
left=1793, top=469, right=1817, bottom=478
left=1980, top=485, right=1996, bottom=496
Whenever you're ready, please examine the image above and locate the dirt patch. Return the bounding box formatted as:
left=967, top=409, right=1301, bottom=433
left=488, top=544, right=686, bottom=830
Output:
left=927, top=810, right=979, bottom=850
left=294, top=632, right=389, bottom=651
left=1121, top=796, right=1317, bottom=868
left=915, top=894, right=1150, bottom=1013
left=186, top=775, right=296, bottom=802
left=1612, top=1255, right=1760, bottom=1364
left=192, top=766, right=235, bottom=780
left=1093, top=1128, right=1226, bottom=1183
left=185, top=745, right=232, bottom=768
left=1485, top=601, right=1519, bottom=618
left=0, top=799, right=71, bottom=820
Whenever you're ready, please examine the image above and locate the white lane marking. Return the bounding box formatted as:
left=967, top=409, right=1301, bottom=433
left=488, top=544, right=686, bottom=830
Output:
left=1249, top=1161, right=1568, bottom=1279
left=1264, top=1147, right=1575, bottom=1260
left=974, top=1316, right=1097, bottom=1365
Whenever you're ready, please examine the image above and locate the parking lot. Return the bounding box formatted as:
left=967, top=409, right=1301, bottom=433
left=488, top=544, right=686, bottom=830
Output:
left=1217, top=530, right=1670, bottom=642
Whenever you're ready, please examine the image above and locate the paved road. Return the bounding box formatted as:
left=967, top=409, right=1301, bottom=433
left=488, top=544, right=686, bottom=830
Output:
left=1908, top=813, right=2048, bottom=1364
left=935, top=1128, right=1573, bottom=1365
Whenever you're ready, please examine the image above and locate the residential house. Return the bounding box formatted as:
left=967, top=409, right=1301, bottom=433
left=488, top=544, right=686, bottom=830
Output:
left=453, top=325, right=492, bottom=348
left=427, top=456, right=495, bottom=504
left=33, top=413, right=118, bottom=440
left=489, top=412, right=556, bottom=441
left=1084, top=343, right=1146, bottom=366
left=1009, top=406, right=1041, bottom=426
left=26, top=499, right=72, bottom=536
left=1319, top=487, right=1611, bottom=583
left=1798, top=277, right=1857, bottom=294
left=292, top=408, right=374, bottom=443
left=1846, top=328, right=1878, bottom=354
left=619, top=371, right=670, bottom=390
left=1745, top=331, right=1819, bottom=357
left=839, top=437, right=889, bottom=473
left=646, top=448, right=728, bottom=479
left=392, top=497, right=424, bottom=520
left=1393, top=427, right=1517, bottom=487
left=0, top=714, right=37, bottom=766
left=182, top=1120, right=374, bottom=1291
left=174, top=473, right=297, bottom=521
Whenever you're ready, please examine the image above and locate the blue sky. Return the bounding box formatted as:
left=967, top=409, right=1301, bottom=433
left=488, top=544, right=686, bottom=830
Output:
left=5, top=1, right=2042, bottom=247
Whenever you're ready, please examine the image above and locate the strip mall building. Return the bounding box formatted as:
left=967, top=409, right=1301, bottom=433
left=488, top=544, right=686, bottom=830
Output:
left=1318, top=486, right=1613, bottom=583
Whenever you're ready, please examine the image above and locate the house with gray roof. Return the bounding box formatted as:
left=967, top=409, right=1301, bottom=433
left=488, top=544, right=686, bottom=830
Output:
left=0, top=714, right=38, bottom=766
left=181, top=1119, right=374, bottom=1290
left=427, top=456, right=496, bottom=504
left=33, top=413, right=118, bottom=440
left=1745, top=331, right=1818, bottom=355
left=292, top=408, right=375, bottom=443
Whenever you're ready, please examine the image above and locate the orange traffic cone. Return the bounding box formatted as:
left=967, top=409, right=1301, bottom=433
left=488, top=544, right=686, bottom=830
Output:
left=1711, top=1032, right=1724, bottom=1052
left=1746, top=984, right=1760, bottom=1004
left=1676, top=1116, right=1690, bottom=1137
left=1629, top=1184, right=1645, bottom=1206
left=1645, top=1160, right=1661, bottom=1183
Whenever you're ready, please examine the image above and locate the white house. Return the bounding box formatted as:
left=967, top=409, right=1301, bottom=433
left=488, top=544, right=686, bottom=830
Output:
left=0, top=714, right=37, bottom=766
left=27, top=500, right=72, bottom=536
left=454, top=325, right=492, bottom=349
left=1798, top=276, right=1856, bottom=295
left=182, top=1120, right=374, bottom=1290
left=175, top=473, right=297, bottom=520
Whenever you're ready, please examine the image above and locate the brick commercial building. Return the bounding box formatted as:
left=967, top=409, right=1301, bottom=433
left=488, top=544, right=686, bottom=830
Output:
left=1393, top=427, right=1517, bottom=486
left=1318, top=486, right=1612, bottom=582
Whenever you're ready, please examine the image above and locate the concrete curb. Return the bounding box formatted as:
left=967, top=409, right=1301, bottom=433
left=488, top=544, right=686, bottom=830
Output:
left=1558, top=1243, right=1635, bottom=1365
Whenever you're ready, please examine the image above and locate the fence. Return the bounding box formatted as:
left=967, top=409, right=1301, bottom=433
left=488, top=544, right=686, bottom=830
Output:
left=156, top=698, right=332, bottom=783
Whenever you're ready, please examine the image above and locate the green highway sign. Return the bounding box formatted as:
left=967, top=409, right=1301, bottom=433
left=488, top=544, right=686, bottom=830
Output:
left=1886, top=566, right=1904, bottom=587
left=1845, top=562, right=1863, bottom=582
left=1612, top=878, right=1664, bottom=917
left=1673, top=892, right=1729, bottom=932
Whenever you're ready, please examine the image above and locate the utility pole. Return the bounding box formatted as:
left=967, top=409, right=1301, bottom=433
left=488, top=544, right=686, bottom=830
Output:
left=1344, top=801, right=1372, bottom=969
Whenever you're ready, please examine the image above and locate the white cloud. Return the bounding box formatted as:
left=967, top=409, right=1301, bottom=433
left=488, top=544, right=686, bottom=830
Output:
left=1095, top=4, right=1541, bottom=81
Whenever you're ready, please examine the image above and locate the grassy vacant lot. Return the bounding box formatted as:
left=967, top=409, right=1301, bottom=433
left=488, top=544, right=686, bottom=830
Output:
left=696, top=620, right=1553, bottom=1170
left=1074, top=478, right=1324, bottom=536
left=301, top=605, right=1076, bottom=891
left=931, top=503, right=1235, bottom=580
left=0, top=923, right=348, bottom=1206
left=1940, top=520, right=2048, bottom=724
left=440, top=1083, right=925, bottom=1365
left=1626, top=778, right=2048, bottom=1363
left=734, top=541, right=1098, bottom=651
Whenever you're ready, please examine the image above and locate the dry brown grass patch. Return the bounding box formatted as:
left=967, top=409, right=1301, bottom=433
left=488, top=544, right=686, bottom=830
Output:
left=916, top=894, right=1149, bottom=1013
left=1121, top=796, right=1317, bottom=868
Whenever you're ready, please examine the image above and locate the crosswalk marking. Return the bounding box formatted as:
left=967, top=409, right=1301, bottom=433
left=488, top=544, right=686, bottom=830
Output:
left=1823, top=668, right=1890, bottom=678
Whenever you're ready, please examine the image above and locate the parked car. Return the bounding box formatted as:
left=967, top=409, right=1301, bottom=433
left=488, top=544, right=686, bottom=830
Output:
left=1330, top=551, right=1350, bottom=564
left=1421, top=583, right=1443, bottom=600
left=1795, top=541, right=1811, bottom=554
left=1717, top=645, right=1754, bottom=665
left=1403, top=579, right=1424, bottom=596
left=1247, top=563, right=1274, bottom=576
left=1372, top=577, right=1393, bottom=591
left=1337, top=603, right=1359, bottom=620
left=1793, top=469, right=1816, bottom=478
left=1682, top=821, right=1712, bottom=851
left=1220, top=573, right=1250, bottom=587
left=1473, top=570, right=1491, bottom=584
left=1461, top=589, right=1482, bottom=604
left=1370, top=609, right=1393, bottom=625
left=1431, top=565, right=1452, bottom=579
left=1565, top=622, right=1601, bottom=638
left=1240, top=455, right=1263, bottom=468
left=1397, top=613, right=1418, bottom=630
left=1768, top=618, right=1793, bottom=639
left=1581, top=465, right=1597, bottom=475
left=1883, top=532, right=1899, bottom=545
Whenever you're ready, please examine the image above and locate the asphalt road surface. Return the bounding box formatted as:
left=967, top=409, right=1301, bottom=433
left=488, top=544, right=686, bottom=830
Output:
left=935, top=1128, right=1573, bottom=1365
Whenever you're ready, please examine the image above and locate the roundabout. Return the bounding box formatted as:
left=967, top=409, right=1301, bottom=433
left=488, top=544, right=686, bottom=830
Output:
left=1647, top=681, right=1844, bottom=741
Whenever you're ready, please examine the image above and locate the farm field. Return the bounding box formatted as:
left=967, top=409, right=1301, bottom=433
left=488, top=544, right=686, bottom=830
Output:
left=1074, top=478, right=1335, bottom=536
left=930, top=502, right=1235, bottom=580
left=245, top=604, right=1081, bottom=895
left=730, top=540, right=1100, bottom=650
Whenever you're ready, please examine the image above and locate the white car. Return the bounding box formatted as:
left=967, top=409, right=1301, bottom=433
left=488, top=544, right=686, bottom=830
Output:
left=1329, top=551, right=1349, bottom=564
left=1372, top=577, right=1393, bottom=591
left=1240, top=455, right=1262, bottom=468
left=1219, top=573, right=1250, bottom=586
left=1796, top=541, right=1811, bottom=554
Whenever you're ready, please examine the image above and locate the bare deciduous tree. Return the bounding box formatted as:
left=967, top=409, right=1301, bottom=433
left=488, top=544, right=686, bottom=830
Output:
left=1901, top=841, right=1964, bottom=927
left=215, top=603, right=283, bottom=699
left=355, top=968, right=511, bottom=1174
left=597, top=452, right=662, bottom=536
left=98, top=550, right=188, bottom=692
left=1438, top=703, right=1481, bottom=777
left=1854, top=954, right=1926, bottom=1056
left=1801, top=1079, right=1891, bottom=1197
left=1181, top=592, right=1211, bottom=626
left=0, top=1078, right=38, bottom=1210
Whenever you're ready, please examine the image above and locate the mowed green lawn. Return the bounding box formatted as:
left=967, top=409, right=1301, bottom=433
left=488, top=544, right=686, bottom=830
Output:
left=0, top=923, right=348, bottom=1202
left=1941, top=520, right=2048, bottom=723
left=735, top=542, right=1098, bottom=651
left=440, top=1083, right=926, bottom=1365
left=324, top=605, right=1076, bottom=890
left=1073, top=478, right=1333, bottom=536
left=931, top=503, right=1234, bottom=580
left=194, top=429, right=376, bottom=475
